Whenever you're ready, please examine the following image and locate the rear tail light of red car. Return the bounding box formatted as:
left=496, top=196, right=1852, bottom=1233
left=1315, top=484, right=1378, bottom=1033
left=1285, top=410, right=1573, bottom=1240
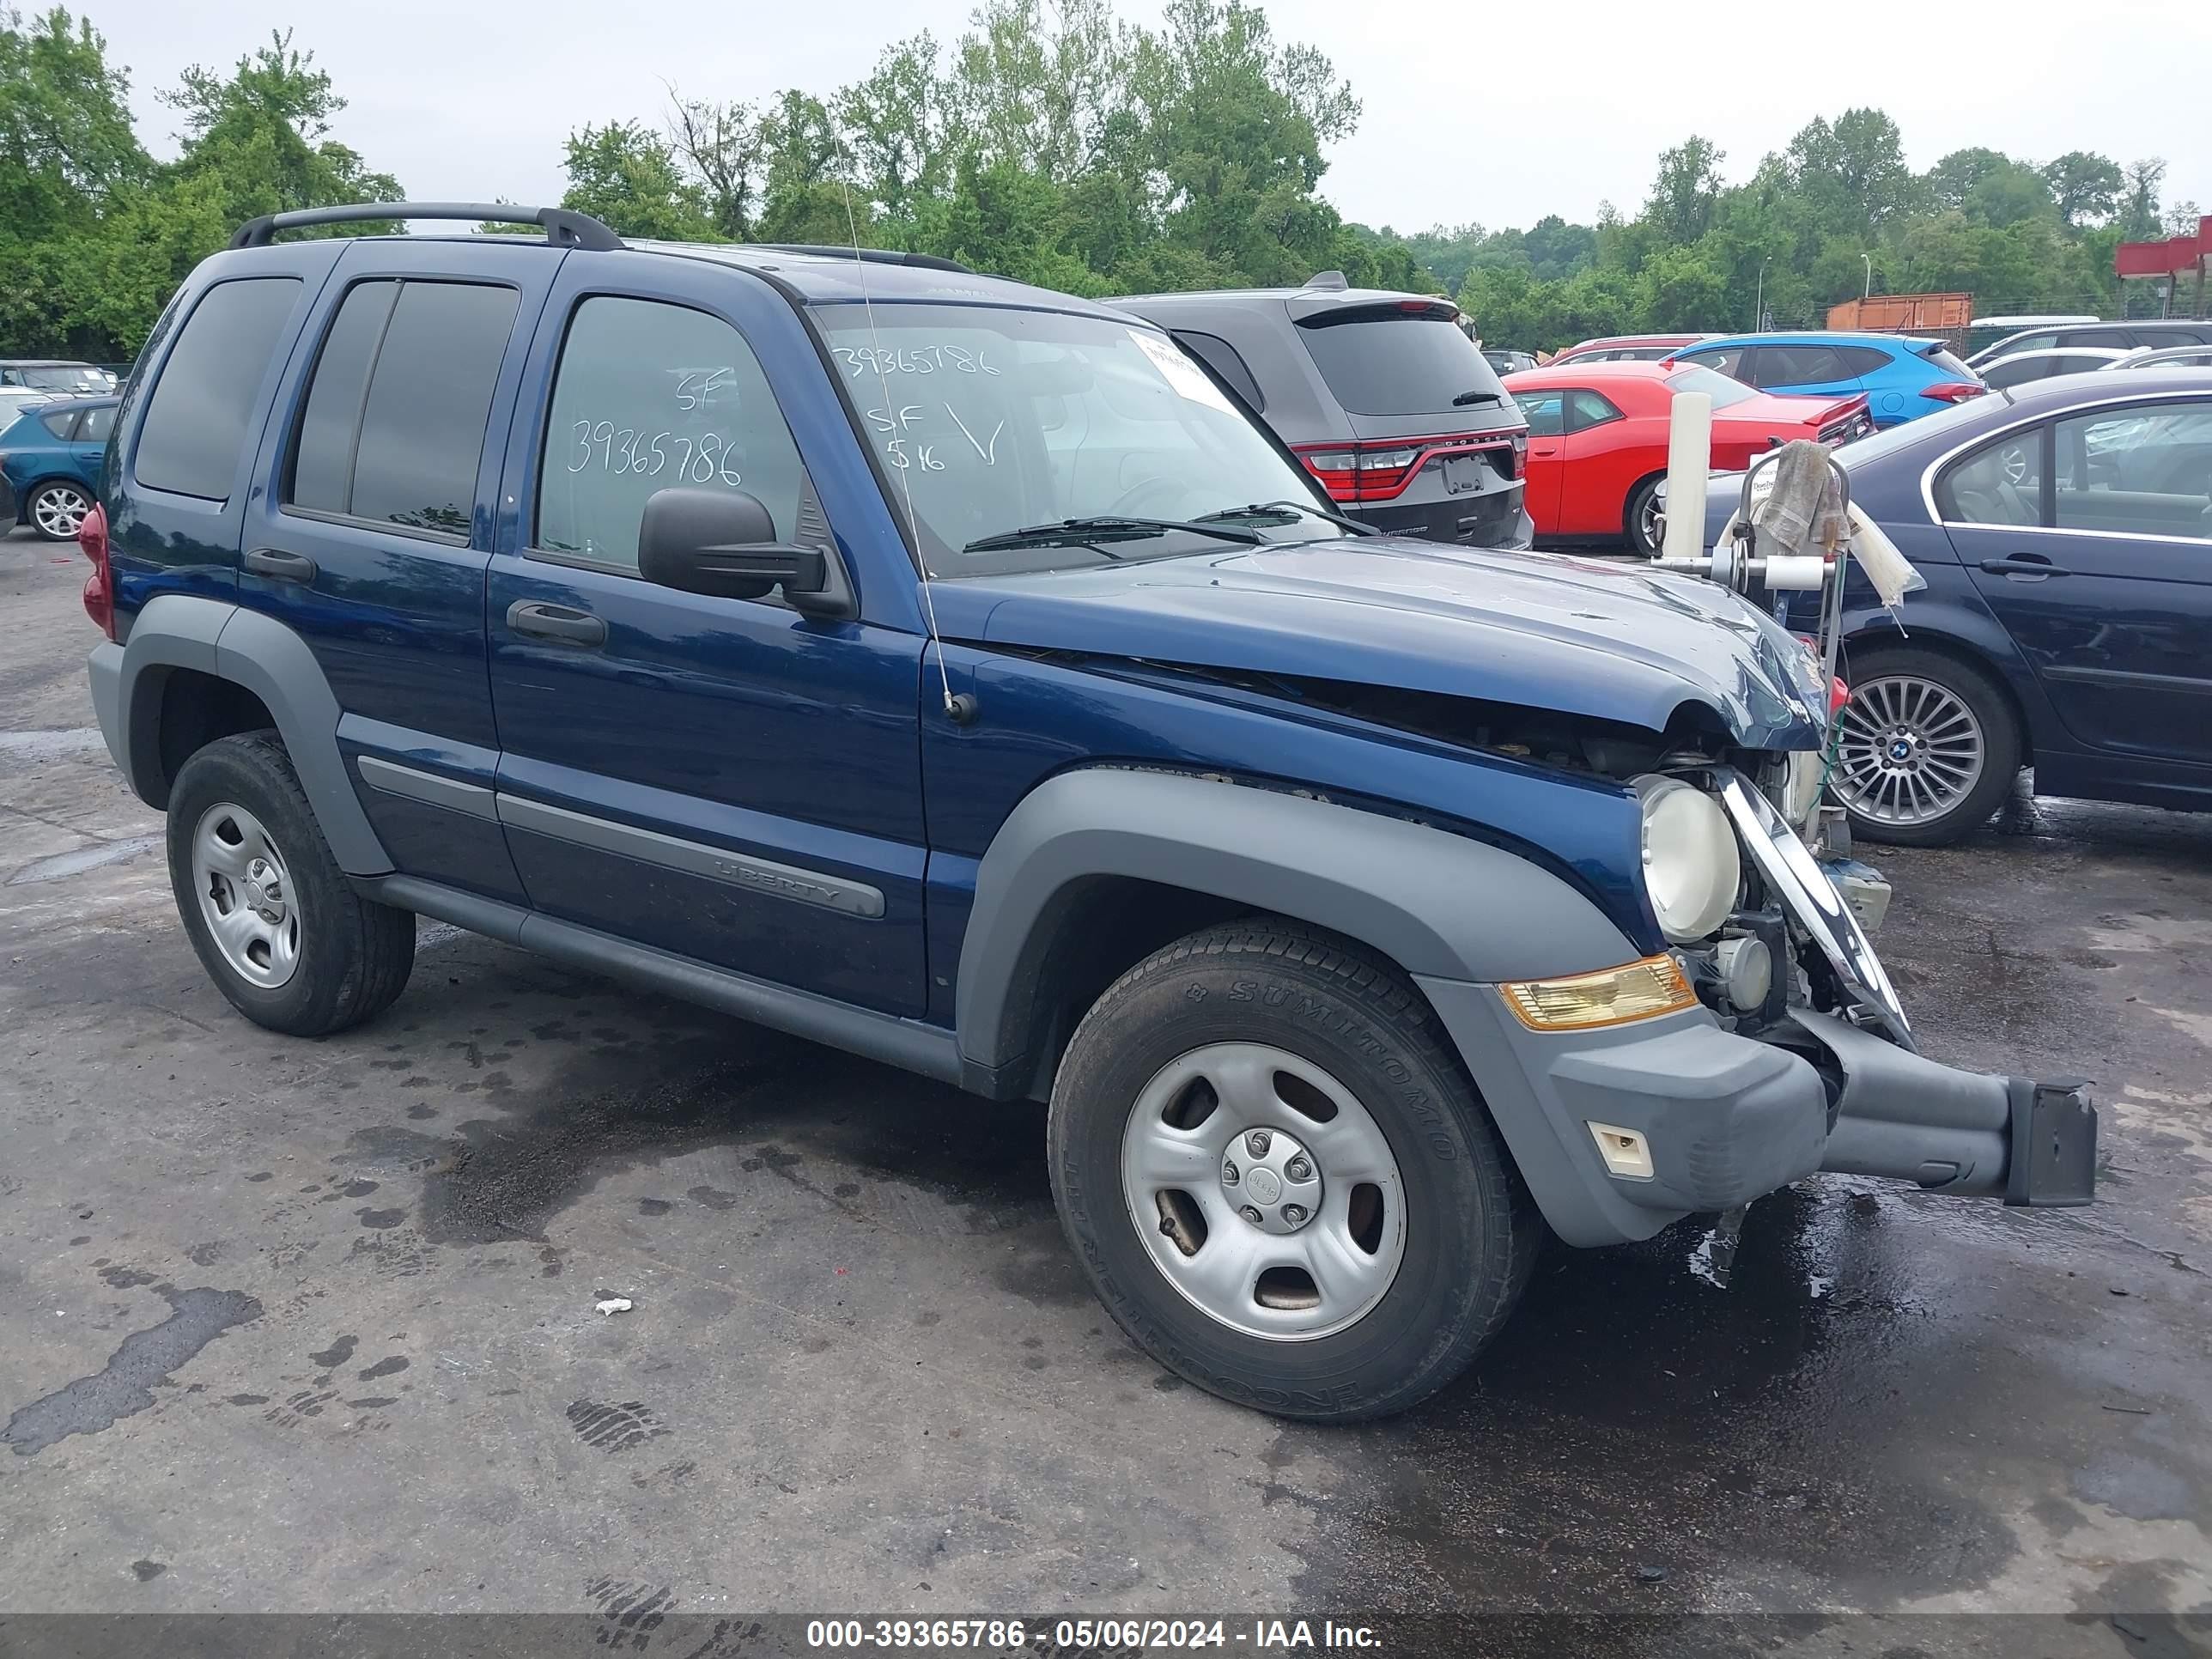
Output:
left=1292, top=434, right=1519, bottom=502
left=79, top=501, right=115, bottom=639
left=1920, top=381, right=1986, bottom=404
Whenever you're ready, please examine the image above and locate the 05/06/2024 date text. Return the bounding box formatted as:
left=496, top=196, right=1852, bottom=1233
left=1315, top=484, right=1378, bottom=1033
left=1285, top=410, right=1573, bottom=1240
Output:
left=805, top=1617, right=1385, bottom=1651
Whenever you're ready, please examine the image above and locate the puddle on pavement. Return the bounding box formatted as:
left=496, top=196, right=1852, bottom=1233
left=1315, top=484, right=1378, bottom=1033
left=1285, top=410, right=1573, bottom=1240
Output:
left=3, top=1285, right=263, bottom=1457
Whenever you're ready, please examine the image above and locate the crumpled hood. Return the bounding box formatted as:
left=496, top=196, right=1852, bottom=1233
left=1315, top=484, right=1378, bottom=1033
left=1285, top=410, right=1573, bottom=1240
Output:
left=928, top=538, right=1827, bottom=750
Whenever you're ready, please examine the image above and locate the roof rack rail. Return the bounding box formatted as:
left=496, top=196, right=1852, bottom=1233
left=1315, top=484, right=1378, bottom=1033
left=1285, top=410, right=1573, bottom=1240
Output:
left=758, top=243, right=975, bottom=276
left=229, top=203, right=625, bottom=253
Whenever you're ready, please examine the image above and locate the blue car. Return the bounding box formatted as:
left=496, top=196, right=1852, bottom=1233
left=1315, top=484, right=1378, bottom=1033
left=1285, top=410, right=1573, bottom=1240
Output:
left=77, top=202, right=2097, bottom=1419
left=1, top=395, right=116, bottom=539
left=1698, top=368, right=2212, bottom=843
left=1668, top=332, right=1985, bottom=428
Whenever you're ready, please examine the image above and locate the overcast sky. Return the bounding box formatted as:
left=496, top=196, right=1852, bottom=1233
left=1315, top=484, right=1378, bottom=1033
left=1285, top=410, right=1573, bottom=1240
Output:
left=94, top=0, right=2210, bottom=240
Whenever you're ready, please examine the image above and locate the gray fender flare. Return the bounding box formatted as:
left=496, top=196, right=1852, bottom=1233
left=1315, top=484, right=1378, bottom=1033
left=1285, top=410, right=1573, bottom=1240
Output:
left=954, top=767, right=1638, bottom=1079
left=101, top=593, right=392, bottom=874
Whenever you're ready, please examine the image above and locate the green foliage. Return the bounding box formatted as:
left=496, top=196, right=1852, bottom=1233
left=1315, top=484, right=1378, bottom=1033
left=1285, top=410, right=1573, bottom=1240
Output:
left=559, top=120, right=717, bottom=241
left=1645, top=136, right=1724, bottom=246
left=2041, top=150, right=2123, bottom=227
left=0, top=12, right=404, bottom=359
left=1455, top=112, right=2148, bottom=349
left=3, top=4, right=2177, bottom=364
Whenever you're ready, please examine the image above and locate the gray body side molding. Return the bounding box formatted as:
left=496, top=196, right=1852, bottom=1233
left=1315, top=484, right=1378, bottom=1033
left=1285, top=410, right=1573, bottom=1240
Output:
left=94, top=593, right=392, bottom=874
left=955, top=767, right=1639, bottom=1080
left=369, top=875, right=962, bottom=1085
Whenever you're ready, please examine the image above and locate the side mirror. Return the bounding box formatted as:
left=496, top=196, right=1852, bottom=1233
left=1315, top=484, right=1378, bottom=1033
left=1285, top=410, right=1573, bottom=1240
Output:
left=637, top=487, right=828, bottom=604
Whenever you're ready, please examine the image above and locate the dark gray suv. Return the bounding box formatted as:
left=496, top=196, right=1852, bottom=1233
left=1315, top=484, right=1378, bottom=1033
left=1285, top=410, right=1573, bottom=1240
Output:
left=1116, top=276, right=1533, bottom=549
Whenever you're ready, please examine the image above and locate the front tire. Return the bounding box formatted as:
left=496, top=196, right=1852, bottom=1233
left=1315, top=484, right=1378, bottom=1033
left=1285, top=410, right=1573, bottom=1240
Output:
left=1832, top=647, right=2021, bottom=846
left=1048, top=920, right=1540, bottom=1422
left=167, top=732, right=415, bottom=1036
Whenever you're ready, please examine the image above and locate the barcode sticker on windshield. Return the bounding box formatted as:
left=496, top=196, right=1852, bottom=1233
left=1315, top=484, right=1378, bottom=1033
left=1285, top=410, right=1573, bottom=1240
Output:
left=1127, top=328, right=1237, bottom=416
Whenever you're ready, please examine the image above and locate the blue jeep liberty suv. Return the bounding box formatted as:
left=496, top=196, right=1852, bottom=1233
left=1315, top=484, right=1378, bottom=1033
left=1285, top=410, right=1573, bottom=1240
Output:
left=80, top=204, right=2096, bottom=1420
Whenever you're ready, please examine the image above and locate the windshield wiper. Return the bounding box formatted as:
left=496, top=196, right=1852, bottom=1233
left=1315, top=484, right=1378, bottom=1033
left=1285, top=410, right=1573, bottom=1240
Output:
left=1196, top=499, right=1380, bottom=537
left=963, top=515, right=1265, bottom=555
left=1452, top=389, right=1504, bottom=407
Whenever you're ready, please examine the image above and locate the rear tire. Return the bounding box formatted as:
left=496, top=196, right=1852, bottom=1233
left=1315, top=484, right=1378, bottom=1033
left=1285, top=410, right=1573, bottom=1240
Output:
left=27, top=479, right=94, bottom=542
left=167, top=732, right=415, bottom=1036
left=1048, top=919, right=1541, bottom=1422
left=1832, top=647, right=2021, bottom=846
left=1624, top=474, right=1665, bottom=556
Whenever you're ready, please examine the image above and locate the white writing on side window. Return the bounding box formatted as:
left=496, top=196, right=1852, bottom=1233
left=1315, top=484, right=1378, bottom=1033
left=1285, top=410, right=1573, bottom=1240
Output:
left=566, top=421, right=742, bottom=487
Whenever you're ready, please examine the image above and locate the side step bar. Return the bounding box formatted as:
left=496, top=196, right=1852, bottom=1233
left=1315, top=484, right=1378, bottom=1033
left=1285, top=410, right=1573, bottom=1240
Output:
left=1790, top=1011, right=2097, bottom=1206
left=363, top=875, right=968, bottom=1090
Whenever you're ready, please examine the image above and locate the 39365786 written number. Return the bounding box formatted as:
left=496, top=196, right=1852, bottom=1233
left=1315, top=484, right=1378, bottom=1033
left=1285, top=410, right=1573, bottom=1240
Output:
left=566, top=421, right=743, bottom=487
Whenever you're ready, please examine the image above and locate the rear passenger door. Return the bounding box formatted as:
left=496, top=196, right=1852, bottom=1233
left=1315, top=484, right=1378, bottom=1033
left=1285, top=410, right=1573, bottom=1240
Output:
left=484, top=254, right=928, bottom=1016
left=240, top=240, right=563, bottom=902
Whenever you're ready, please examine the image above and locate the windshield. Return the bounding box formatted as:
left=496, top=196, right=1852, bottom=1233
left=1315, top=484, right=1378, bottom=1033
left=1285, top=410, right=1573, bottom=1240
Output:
left=1665, top=367, right=1759, bottom=409
left=817, top=303, right=1350, bottom=576
left=15, top=365, right=107, bottom=392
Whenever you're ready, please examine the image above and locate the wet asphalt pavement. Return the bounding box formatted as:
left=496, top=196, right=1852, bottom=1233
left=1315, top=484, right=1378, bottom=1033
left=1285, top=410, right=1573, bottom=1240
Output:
left=2, top=525, right=2209, bottom=1652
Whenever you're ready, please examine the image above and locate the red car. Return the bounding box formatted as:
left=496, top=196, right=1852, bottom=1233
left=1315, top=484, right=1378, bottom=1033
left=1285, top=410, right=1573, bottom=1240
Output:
left=1501, top=362, right=1874, bottom=555
left=1546, top=332, right=1713, bottom=365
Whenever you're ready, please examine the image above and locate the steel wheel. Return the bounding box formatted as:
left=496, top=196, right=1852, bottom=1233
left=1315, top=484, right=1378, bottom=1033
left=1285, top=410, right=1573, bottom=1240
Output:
left=30, top=482, right=93, bottom=541
left=191, top=801, right=302, bottom=989
left=1832, top=673, right=1986, bottom=828
left=1121, top=1041, right=1407, bottom=1341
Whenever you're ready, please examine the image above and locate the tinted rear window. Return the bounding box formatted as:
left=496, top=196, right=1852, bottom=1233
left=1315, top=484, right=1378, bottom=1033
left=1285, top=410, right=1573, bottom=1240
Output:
left=347, top=282, right=517, bottom=536
left=1296, top=312, right=1508, bottom=417
left=134, top=277, right=301, bottom=500
left=290, top=280, right=400, bottom=514
left=1922, top=346, right=1975, bottom=379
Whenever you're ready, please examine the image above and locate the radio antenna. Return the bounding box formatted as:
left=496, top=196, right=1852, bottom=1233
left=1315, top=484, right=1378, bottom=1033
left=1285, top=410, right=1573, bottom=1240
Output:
left=840, top=179, right=961, bottom=721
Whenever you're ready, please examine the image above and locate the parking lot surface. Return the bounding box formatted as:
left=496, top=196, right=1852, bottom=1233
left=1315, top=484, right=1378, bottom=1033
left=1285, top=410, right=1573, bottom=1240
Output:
left=3, top=526, right=2209, bottom=1648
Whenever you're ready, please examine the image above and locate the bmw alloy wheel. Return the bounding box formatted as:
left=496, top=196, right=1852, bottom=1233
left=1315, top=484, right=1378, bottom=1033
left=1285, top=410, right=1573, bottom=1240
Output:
left=1832, top=674, right=1986, bottom=827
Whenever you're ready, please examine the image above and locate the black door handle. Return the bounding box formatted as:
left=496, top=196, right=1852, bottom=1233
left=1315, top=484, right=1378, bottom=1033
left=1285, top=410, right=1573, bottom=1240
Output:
left=244, top=547, right=317, bottom=583
left=506, top=599, right=607, bottom=647
left=1979, top=554, right=2070, bottom=579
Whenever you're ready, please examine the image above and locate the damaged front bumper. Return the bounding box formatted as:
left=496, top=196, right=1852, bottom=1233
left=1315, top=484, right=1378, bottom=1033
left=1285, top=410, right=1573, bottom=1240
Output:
left=1424, top=988, right=2096, bottom=1248
left=1418, top=768, right=2097, bottom=1249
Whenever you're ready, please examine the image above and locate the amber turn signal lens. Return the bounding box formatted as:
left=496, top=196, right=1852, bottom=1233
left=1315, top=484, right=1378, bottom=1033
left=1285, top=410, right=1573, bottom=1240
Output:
left=1500, top=955, right=1697, bottom=1031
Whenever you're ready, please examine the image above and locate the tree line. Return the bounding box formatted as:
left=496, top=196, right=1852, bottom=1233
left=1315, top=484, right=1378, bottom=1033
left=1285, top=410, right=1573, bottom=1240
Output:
left=1436, top=124, right=2190, bottom=350
left=0, top=2, right=2192, bottom=363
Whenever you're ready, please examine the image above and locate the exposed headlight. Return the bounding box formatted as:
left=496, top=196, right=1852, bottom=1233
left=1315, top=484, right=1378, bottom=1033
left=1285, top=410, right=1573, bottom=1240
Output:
left=1633, top=775, right=1740, bottom=944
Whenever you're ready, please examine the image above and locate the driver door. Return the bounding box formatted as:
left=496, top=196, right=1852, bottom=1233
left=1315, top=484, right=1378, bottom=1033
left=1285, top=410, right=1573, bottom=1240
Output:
left=485, top=254, right=930, bottom=1014
left=1515, top=388, right=1566, bottom=533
